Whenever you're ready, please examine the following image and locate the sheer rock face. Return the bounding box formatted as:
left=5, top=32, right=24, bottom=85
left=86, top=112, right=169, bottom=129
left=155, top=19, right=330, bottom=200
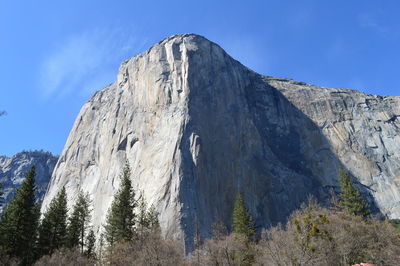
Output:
left=41, top=34, right=400, bottom=250
left=0, top=151, right=58, bottom=212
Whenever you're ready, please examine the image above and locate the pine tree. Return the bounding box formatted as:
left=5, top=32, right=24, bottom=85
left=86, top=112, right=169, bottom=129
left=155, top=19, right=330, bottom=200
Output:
left=0, top=166, right=40, bottom=264
left=66, top=191, right=92, bottom=253
left=98, top=233, right=105, bottom=261
left=137, top=192, right=160, bottom=236
left=38, top=186, right=68, bottom=256
left=103, top=163, right=136, bottom=246
left=0, top=181, right=3, bottom=207
left=146, top=204, right=160, bottom=230
left=232, top=192, right=256, bottom=239
left=339, top=168, right=371, bottom=218
left=84, top=229, right=96, bottom=259
left=231, top=193, right=256, bottom=266
left=137, top=192, right=148, bottom=231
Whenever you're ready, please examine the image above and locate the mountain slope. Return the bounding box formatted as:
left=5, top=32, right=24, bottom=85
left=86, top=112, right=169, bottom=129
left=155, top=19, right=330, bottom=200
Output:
left=41, top=34, right=400, bottom=251
left=0, top=150, right=58, bottom=212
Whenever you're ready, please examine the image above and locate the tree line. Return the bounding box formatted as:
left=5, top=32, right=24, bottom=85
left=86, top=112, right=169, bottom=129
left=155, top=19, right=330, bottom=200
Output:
left=0, top=165, right=399, bottom=265
left=0, top=164, right=159, bottom=265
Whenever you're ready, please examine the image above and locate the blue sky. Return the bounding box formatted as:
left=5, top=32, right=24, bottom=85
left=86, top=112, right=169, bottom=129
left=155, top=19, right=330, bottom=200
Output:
left=0, top=0, right=399, bottom=156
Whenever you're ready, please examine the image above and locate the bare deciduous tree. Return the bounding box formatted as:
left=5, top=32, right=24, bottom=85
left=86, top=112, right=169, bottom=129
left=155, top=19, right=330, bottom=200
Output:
left=34, top=248, right=95, bottom=266
left=255, top=203, right=400, bottom=266
left=103, top=230, right=184, bottom=266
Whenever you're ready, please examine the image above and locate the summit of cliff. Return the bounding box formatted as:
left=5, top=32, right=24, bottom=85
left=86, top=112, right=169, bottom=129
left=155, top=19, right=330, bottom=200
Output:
left=42, top=34, right=400, bottom=251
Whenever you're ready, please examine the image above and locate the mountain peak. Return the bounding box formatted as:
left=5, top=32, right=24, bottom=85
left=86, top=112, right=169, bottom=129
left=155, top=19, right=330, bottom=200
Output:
left=158, top=33, right=209, bottom=43
left=0, top=151, right=58, bottom=213
left=120, top=33, right=231, bottom=72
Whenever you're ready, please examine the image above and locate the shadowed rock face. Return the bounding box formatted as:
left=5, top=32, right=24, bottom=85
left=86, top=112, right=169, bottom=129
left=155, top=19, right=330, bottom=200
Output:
left=0, top=151, right=58, bottom=212
left=41, top=34, right=400, bottom=251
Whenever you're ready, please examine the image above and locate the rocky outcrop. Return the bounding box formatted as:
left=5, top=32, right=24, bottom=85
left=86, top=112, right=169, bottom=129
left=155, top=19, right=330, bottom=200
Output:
left=0, top=150, right=58, bottom=212
left=268, top=78, right=400, bottom=217
left=41, top=34, right=400, bottom=251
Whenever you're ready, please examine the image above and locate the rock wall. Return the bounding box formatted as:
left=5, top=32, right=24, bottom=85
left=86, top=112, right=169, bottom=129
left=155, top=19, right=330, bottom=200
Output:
left=0, top=150, right=58, bottom=212
left=272, top=79, right=400, bottom=217
left=41, top=34, right=400, bottom=251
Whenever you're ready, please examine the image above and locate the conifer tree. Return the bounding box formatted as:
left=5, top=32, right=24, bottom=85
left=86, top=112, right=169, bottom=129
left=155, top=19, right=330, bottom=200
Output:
left=146, top=204, right=160, bottom=230
left=66, top=191, right=92, bottom=253
left=137, top=192, right=148, bottom=231
left=137, top=193, right=160, bottom=236
left=339, top=168, right=371, bottom=218
left=104, top=163, right=136, bottom=246
left=0, top=166, right=40, bottom=265
left=38, top=186, right=68, bottom=256
left=84, top=229, right=96, bottom=259
left=232, top=192, right=256, bottom=239
left=0, top=182, right=3, bottom=207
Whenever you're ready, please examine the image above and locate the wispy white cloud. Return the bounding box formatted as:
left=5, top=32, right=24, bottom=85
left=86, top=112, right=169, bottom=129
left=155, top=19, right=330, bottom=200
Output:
left=358, top=13, right=381, bottom=30
left=357, top=13, right=392, bottom=37
left=39, top=27, right=149, bottom=99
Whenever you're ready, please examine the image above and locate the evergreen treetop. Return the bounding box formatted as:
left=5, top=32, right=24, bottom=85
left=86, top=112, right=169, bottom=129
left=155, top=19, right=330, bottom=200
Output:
left=338, top=168, right=371, bottom=218
left=232, top=192, right=256, bottom=239
left=104, top=163, right=137, bottom=246
left=137, top=192, right=148, bottom=231
left=84, top=229, right=96, bottom=259
left=66, top=190, right=92, bottom=253
left=0, top=181, right=3, bottom=206
left=0, top=166, right=40, bottom=265
left=137, top=192, right=160, bottom=235
left=146, top=204, right=160, bottom=230
left=38, top=186, right=68, bottom=256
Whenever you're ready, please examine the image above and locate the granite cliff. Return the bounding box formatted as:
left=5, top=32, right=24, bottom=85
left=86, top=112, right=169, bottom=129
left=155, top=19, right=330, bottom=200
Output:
left=41, top=34, right=400, bottom=251
left=0, top=150, right=58, bottom=212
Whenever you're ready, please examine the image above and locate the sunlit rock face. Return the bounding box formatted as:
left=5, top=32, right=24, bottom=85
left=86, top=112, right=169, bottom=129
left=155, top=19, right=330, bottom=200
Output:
left=0, top=150, right=58, bottom=212
left=41, top=34, right=400, bottom=251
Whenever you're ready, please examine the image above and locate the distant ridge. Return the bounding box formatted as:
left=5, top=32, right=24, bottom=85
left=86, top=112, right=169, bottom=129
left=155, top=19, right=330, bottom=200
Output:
left=0, top=150, right=58, bottom=212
